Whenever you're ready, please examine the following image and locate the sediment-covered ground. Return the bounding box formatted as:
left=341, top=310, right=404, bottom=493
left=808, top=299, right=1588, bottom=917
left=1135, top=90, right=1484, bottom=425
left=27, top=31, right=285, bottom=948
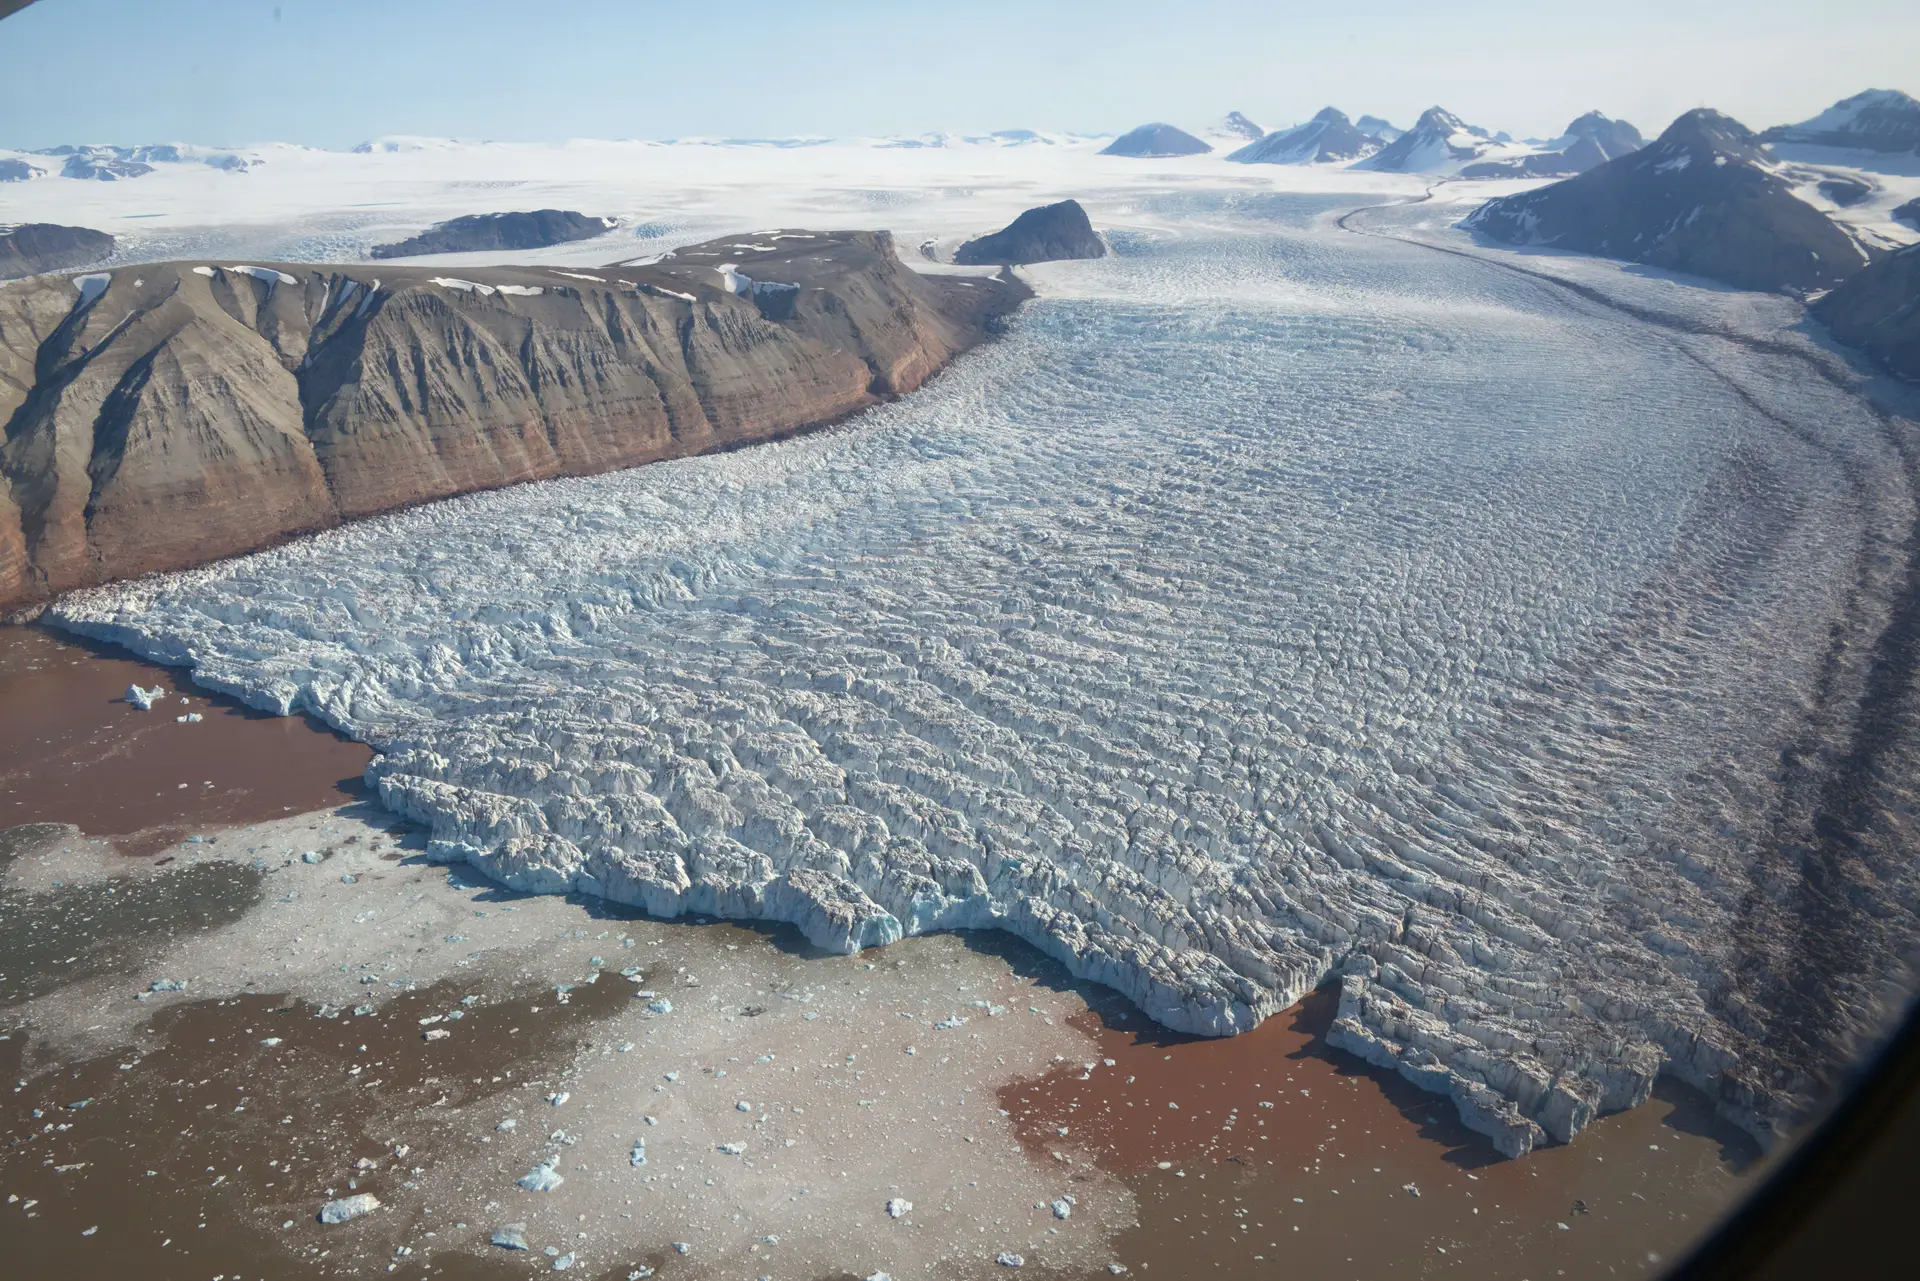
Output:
left=46, top=192, right=1920, bottom=1161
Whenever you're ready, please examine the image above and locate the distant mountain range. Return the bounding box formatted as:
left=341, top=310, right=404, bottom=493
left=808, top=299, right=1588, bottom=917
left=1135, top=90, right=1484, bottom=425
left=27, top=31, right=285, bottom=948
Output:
left=1228, top=108, right=1381, bottom=165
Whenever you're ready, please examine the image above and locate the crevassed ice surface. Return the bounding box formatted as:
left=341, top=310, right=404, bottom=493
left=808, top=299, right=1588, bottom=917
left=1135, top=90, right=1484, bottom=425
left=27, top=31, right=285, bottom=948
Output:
left=53, top=194, right=1920, bottom=1157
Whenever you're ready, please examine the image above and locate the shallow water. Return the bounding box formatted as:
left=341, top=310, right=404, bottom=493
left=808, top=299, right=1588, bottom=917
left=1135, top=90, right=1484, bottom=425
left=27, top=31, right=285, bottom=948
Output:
left=47, top=196, right=1920, bottom=1155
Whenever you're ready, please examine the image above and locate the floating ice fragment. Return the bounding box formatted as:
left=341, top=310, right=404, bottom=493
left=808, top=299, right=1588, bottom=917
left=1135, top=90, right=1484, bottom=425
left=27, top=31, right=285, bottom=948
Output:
left=934, top=1015, right=967, bottom=1030
left=996, top=1253, right=1025, bottom=1268
left=261, top=1037, right=283, bottom=1047
left=736, top=1101, right=751, bottom=1112
left=886, top=1197, right=912, bottom=1219
left=497, top=1119, right=518, bottom=1131
left=671, top=1242, right=689, bottom=1254
left=149, top=979, right=185, bottom=992
left=124, top=684, right=162, bottom=709
left=1403, top=1184, right=1421, bottom=1197
left=617, top=1042, right=635, bottom=1053
left=717, top=1143, right=744, bottom=1156
left=553, top=1254, right=574, bottom=1270
left=547, top=1092, right=570, bottom=1106
left=647, top=998, right=673, bottom=1015
left=302, top=851, right=322, bottom=864
left=663, top=1072, right=679, bottom=1082
left=630, top=1139, right=646, bottom=1166
left=1052, top=1198, right=1073, bottom=1220
left=1108, top=1266, right=1129, bottom=1275
left=424, top=1028, right=450, bottom=1041
left=517, top=1161, right=564, bottom=1192
left=318, top=1193, right=380, bottom=1224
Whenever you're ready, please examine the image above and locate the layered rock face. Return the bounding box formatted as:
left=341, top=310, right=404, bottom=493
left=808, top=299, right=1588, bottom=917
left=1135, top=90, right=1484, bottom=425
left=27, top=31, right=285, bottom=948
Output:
left=953, top=200, right=1106, bottom=266
left=369, top=210, right=617, bottom=259
left=0, top=224, right=116, bottom=281
left=0, top=232, right=1026, bottom=611
left=1460, top=109, right=1871, bottom=294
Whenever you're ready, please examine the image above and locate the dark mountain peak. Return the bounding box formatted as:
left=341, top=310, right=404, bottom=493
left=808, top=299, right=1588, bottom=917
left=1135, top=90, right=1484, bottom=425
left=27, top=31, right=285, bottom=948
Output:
left=1310, top=106, right=1352, bottom=125
left=0, top=223, right=116, bottom=281
left=1461, top=106, right=1868, bottom=295
left=1100, top=123, right=1213, bottom=158
left=953, top=199, right=1106, bottom=266
left=1355, top=114, right=1400, bottom=139
left=1563, top=111, right=1644, bottom=158
left=1412, top=105, right=1468, bottom=133
left=1759, top=89, right=1920, bottom=154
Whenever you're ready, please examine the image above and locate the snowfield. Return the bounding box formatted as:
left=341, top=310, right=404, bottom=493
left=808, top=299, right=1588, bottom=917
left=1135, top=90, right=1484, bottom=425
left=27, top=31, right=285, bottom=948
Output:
left=40, top=179, right=1920, bottom=1160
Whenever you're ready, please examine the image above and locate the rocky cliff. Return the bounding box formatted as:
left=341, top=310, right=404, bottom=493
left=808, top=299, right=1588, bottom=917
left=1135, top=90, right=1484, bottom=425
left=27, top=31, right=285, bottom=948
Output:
left=0, top=223, right=116, bottom=281
left=0, top=231, right=1027, bottom=611
left=1815, top=241, right=1920, bottom=380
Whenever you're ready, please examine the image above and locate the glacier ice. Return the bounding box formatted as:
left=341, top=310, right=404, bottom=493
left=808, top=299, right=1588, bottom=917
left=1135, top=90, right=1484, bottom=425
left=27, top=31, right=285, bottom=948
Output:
left=48, top=197, right=1920, bottom=1157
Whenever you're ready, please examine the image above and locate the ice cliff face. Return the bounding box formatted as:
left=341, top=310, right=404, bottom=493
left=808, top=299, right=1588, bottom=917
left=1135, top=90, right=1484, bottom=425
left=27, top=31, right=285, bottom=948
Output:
left=45, top=201, right=1920, bottom=1159
left=0, top=232, right=1024, bottom=611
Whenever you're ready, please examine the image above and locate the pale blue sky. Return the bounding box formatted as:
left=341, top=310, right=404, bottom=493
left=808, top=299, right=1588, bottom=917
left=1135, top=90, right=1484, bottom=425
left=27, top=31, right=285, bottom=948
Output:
left=2, top=0, right=1915, bottom=150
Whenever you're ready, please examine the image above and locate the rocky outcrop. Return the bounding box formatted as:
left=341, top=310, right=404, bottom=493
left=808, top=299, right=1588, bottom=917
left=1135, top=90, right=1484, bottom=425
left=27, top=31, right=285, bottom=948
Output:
left=1355, top=114, right=1402, bottom=142
left=369, top=210, right=618, bottom=259
left=1227, top=108, right=1380, bottom=165
left=1815, top=241, right=1920, bottom=380
left=1460, top=109, right=1872, bottom=294
left=953, top=200, right=1106, bottom=265
left=1895, top=197, right=1920, bottom=228
left=1759, top=89, right=1920, bottom=154
left=0, top=231, right=1027, bottom=611
left=0, top=224, right=116, bottom=281
left=1215, top=111, right=1265, bottom=142
left=0, top=159, right=46, bottom=182
left=1100, top=124, right=1212, bottom=158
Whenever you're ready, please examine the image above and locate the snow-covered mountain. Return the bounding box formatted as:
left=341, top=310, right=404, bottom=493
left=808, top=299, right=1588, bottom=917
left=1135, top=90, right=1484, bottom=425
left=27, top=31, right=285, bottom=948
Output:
left=3, top=142, right=261, bottom=181
left=1353, top=106, right=1510, bottom=172
left=1760, top=89, right=1920, bottom=154
left=1458, top=111, right=1643, bottom=178
left=1355, top=114, right=1402, bottom=143
left=1461, top=108, right=1871, bottom=294
left=1226, top=108, right=1381, bottom=165
left=1208, top=111, right=1266, bottom=144
left=1098, top=123, right=1213, bottom=158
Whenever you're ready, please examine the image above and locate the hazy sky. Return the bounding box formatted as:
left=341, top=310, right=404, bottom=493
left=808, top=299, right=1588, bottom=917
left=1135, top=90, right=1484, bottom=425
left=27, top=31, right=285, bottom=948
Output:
left=2, top=0, right=1915, bottom=149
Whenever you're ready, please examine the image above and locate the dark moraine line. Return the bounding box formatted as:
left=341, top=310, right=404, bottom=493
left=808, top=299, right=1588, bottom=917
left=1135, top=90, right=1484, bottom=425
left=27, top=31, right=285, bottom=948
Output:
left=1338, top=192, right=1920, bottom=1134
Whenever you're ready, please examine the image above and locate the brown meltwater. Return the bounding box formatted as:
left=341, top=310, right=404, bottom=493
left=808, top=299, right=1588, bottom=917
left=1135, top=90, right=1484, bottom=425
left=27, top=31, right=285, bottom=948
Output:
left=1003, top=987, right=1774, bottom=1280
left=0, top=973, right=640, bottom=1281
left=0, top=625, right=373, bottom=853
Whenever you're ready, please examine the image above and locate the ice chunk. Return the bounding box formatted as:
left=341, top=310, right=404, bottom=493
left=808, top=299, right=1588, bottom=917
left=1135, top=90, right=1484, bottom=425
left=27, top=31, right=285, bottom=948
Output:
left=735, top=1100, right=751, bottom=1112
left=717, top=1142, right=744, bottom=1156
left=647, top=998, right=673, bottom=1015
left=996, top=1254, right=1025, bottom=1268
left=547, top=1091, right=570, bottom=1106
left=318, top=1193, right=380, bottom=1224
left=491, top=1223, right=530, bottom=1250
left=148, top=979, right=185, bottom=992
left=261, top=1037, right=283, bottom=1047
left=124, top=684, right=162, bottom=709
left=553, top=1254, right=575, bottom=1270
left=301, top=851, right=322, bottom=864
left=886, top=1197, right=912, bottom=1218
left=517, top=1161, right=564, bottom=1192
left=1051, top=1198, right=1073, bottom=1219
left=630, top=1138, right=647, bottom=1166
left=497, top=1118, right=518, bottom=1131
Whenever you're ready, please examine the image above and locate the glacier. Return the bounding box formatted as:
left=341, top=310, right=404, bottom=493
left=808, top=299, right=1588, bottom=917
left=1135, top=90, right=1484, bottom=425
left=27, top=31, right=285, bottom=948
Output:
left=47, top=193, right=1920, bottom=1158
